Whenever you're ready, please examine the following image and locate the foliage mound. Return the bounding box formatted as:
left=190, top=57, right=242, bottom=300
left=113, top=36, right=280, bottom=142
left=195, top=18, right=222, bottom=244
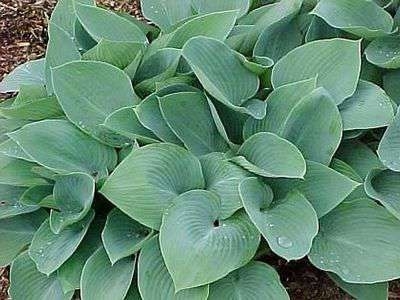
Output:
left=1, top=0, right=400, bottom=299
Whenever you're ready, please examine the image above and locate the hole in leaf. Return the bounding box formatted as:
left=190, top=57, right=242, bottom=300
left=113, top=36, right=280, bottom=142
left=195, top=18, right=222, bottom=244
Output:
left=213, top=219, right=220, bottom=227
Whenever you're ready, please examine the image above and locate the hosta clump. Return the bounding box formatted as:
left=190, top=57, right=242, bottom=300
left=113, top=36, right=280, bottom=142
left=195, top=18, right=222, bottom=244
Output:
left=1, top=0, right=400, bottom=298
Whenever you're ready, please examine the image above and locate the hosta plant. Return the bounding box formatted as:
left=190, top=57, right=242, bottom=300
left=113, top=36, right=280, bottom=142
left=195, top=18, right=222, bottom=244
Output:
left=1, top=0, right=400, bottom=299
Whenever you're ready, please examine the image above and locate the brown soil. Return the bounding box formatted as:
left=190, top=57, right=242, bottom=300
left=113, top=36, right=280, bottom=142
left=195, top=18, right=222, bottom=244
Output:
left=0, top=1, right=400, bottom=299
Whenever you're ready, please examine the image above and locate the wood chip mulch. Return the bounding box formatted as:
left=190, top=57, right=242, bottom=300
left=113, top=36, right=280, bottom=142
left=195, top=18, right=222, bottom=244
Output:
left=1, top=1, right=400, bottom=300
left=0, top=0, right=142, bottom=79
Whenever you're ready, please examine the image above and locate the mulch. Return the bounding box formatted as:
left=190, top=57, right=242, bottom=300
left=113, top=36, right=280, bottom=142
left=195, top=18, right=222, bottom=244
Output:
left=0, top=1, right=399, bottom=299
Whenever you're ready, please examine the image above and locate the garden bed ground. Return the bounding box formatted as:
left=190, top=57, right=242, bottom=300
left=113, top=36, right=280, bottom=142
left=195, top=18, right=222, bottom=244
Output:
left=0, top=1, right=399, bottom=299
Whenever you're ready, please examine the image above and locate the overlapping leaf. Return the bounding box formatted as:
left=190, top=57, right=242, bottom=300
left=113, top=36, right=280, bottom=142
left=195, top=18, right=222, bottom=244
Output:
left=80, top=247, right=135, bottom=300
left=231, top=132, right=306, bottom=178
left=49, top=172, right=95, bottom=233
left=52, top=61, right=140, bottom=146
left=138, top=235, right=209, bottom=300
left=0, top=210, right=47, bottom=267
left=10, top=252, right=71, bottom=300
left=309, top=198, right=400, bottom=283
left=8, top=120, right=117, bottom=177
left=29, top=211, right=94, bottom=275
left=182, top=36, right=262, bottom=118
left=159, top=91, right=229, bottom=155
left=159, top=190, right=260, bottom=291
left=100, top=143, right=204, bottom=229
left=102, top=208, right=153, bottom=264
left=378, top=108, right=400, bottom=171
left=239, top=178, right=318, bottom=260
left=311, top=0, right=394, bottom=39
left=339, top=80, right=394, bottom=131
left=272, top=38, right=361, bottom=104
left=208, top=261, right=289, bottom=300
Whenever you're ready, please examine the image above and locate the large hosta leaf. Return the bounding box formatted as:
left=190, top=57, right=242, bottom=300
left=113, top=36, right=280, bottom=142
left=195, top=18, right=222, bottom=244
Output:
left=365, top=35, right=400, bottom=69
left=83, top=40, right=145, bottom=70
left=45, top=22, right=81, bottom=93
left=0, top=59, right=45, bottom=93
left=208, top=261, right=289, bottom=300
left=336, top=140, right=382, bottom=179
left=136, top=93, right=183, bottom=144
left=134, top=48, right=181, bottom=96
left=253, top=17, right=303, bottom=63
left=378, top=108, right=400, bottom=171
left=19, top=185, right=54, bottom=208
left=0, top=138, right=34, bottom=162
left=365, top=168, right=400, bottom=221
left=8, top=120, right=117, bottom=177
left=103, top=107, right=160, bottom=144
left=311, top=0, right=394, bottom=39
left=0, top=119, right=29, bottom=143
left=29, top=211, right=94, bottom=275
left=10, top=252, right=71, bottom=300
left=239, top=178, right=318, bottom=260
left=328, top=273, right=388, bottom=300
left=0, top=154, right=48, bottom=186
left=159, top=91, right=229, bottom=155
left=0, top=210, right=47, bottom=267
left=49, top=0, right=94, bottom=37
left=102, top=208, right=153, bottom=264
left=100, top=143, right=204, bottom=229
left=75, top=3, right=147, bottom=43
left=0, top=93, right=63, bottom=121
left=49, top=172, right=95, bottom=233
left=159, top=190, right=260, bottom=291
left=52, top=61, right=139, bottom=146
left=193, top=0, right=250, bottom=17
left=305, top=16, right=341, bottom=42
left=236, top=0, right=303, bottom=54
left=0, top=184, right=37, bottom=219
left=309, top=198, right=400, bottom=283
left=268, top=161, right=360, bottom=218
left=80, top=247, right=135, bottom=300
left=165, top=10, right=238, bottom=48
left=383, top=69, right=400, bottom=104
left=232, top=132, right=306, bottom=179
left=138, top=236, right=209, bottom=300
left=182, top=36, right=260, bottom=117
left=57, top=218, right=104, bottom=293
left=292, top=90, right=343, bottom=161
left=243, top=78, right=317, bottom=139
left=271, top=38, right=361, bottom=104
left=339, top=80, right=394, bottom=130
left=245, top=85, right=342, bottom=165
left=140, top=0, right=193, bottom=32
left=200, top=152, right=250, bottom=219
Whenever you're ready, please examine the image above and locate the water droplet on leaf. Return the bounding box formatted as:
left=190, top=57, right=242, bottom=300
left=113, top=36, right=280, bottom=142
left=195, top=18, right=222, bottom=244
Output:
left=276, top=236, right=293, bottom=248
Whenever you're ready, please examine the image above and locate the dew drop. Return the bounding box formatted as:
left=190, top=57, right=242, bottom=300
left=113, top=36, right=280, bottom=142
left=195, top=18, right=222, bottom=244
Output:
left=276, top=236, right=293, bottom=248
